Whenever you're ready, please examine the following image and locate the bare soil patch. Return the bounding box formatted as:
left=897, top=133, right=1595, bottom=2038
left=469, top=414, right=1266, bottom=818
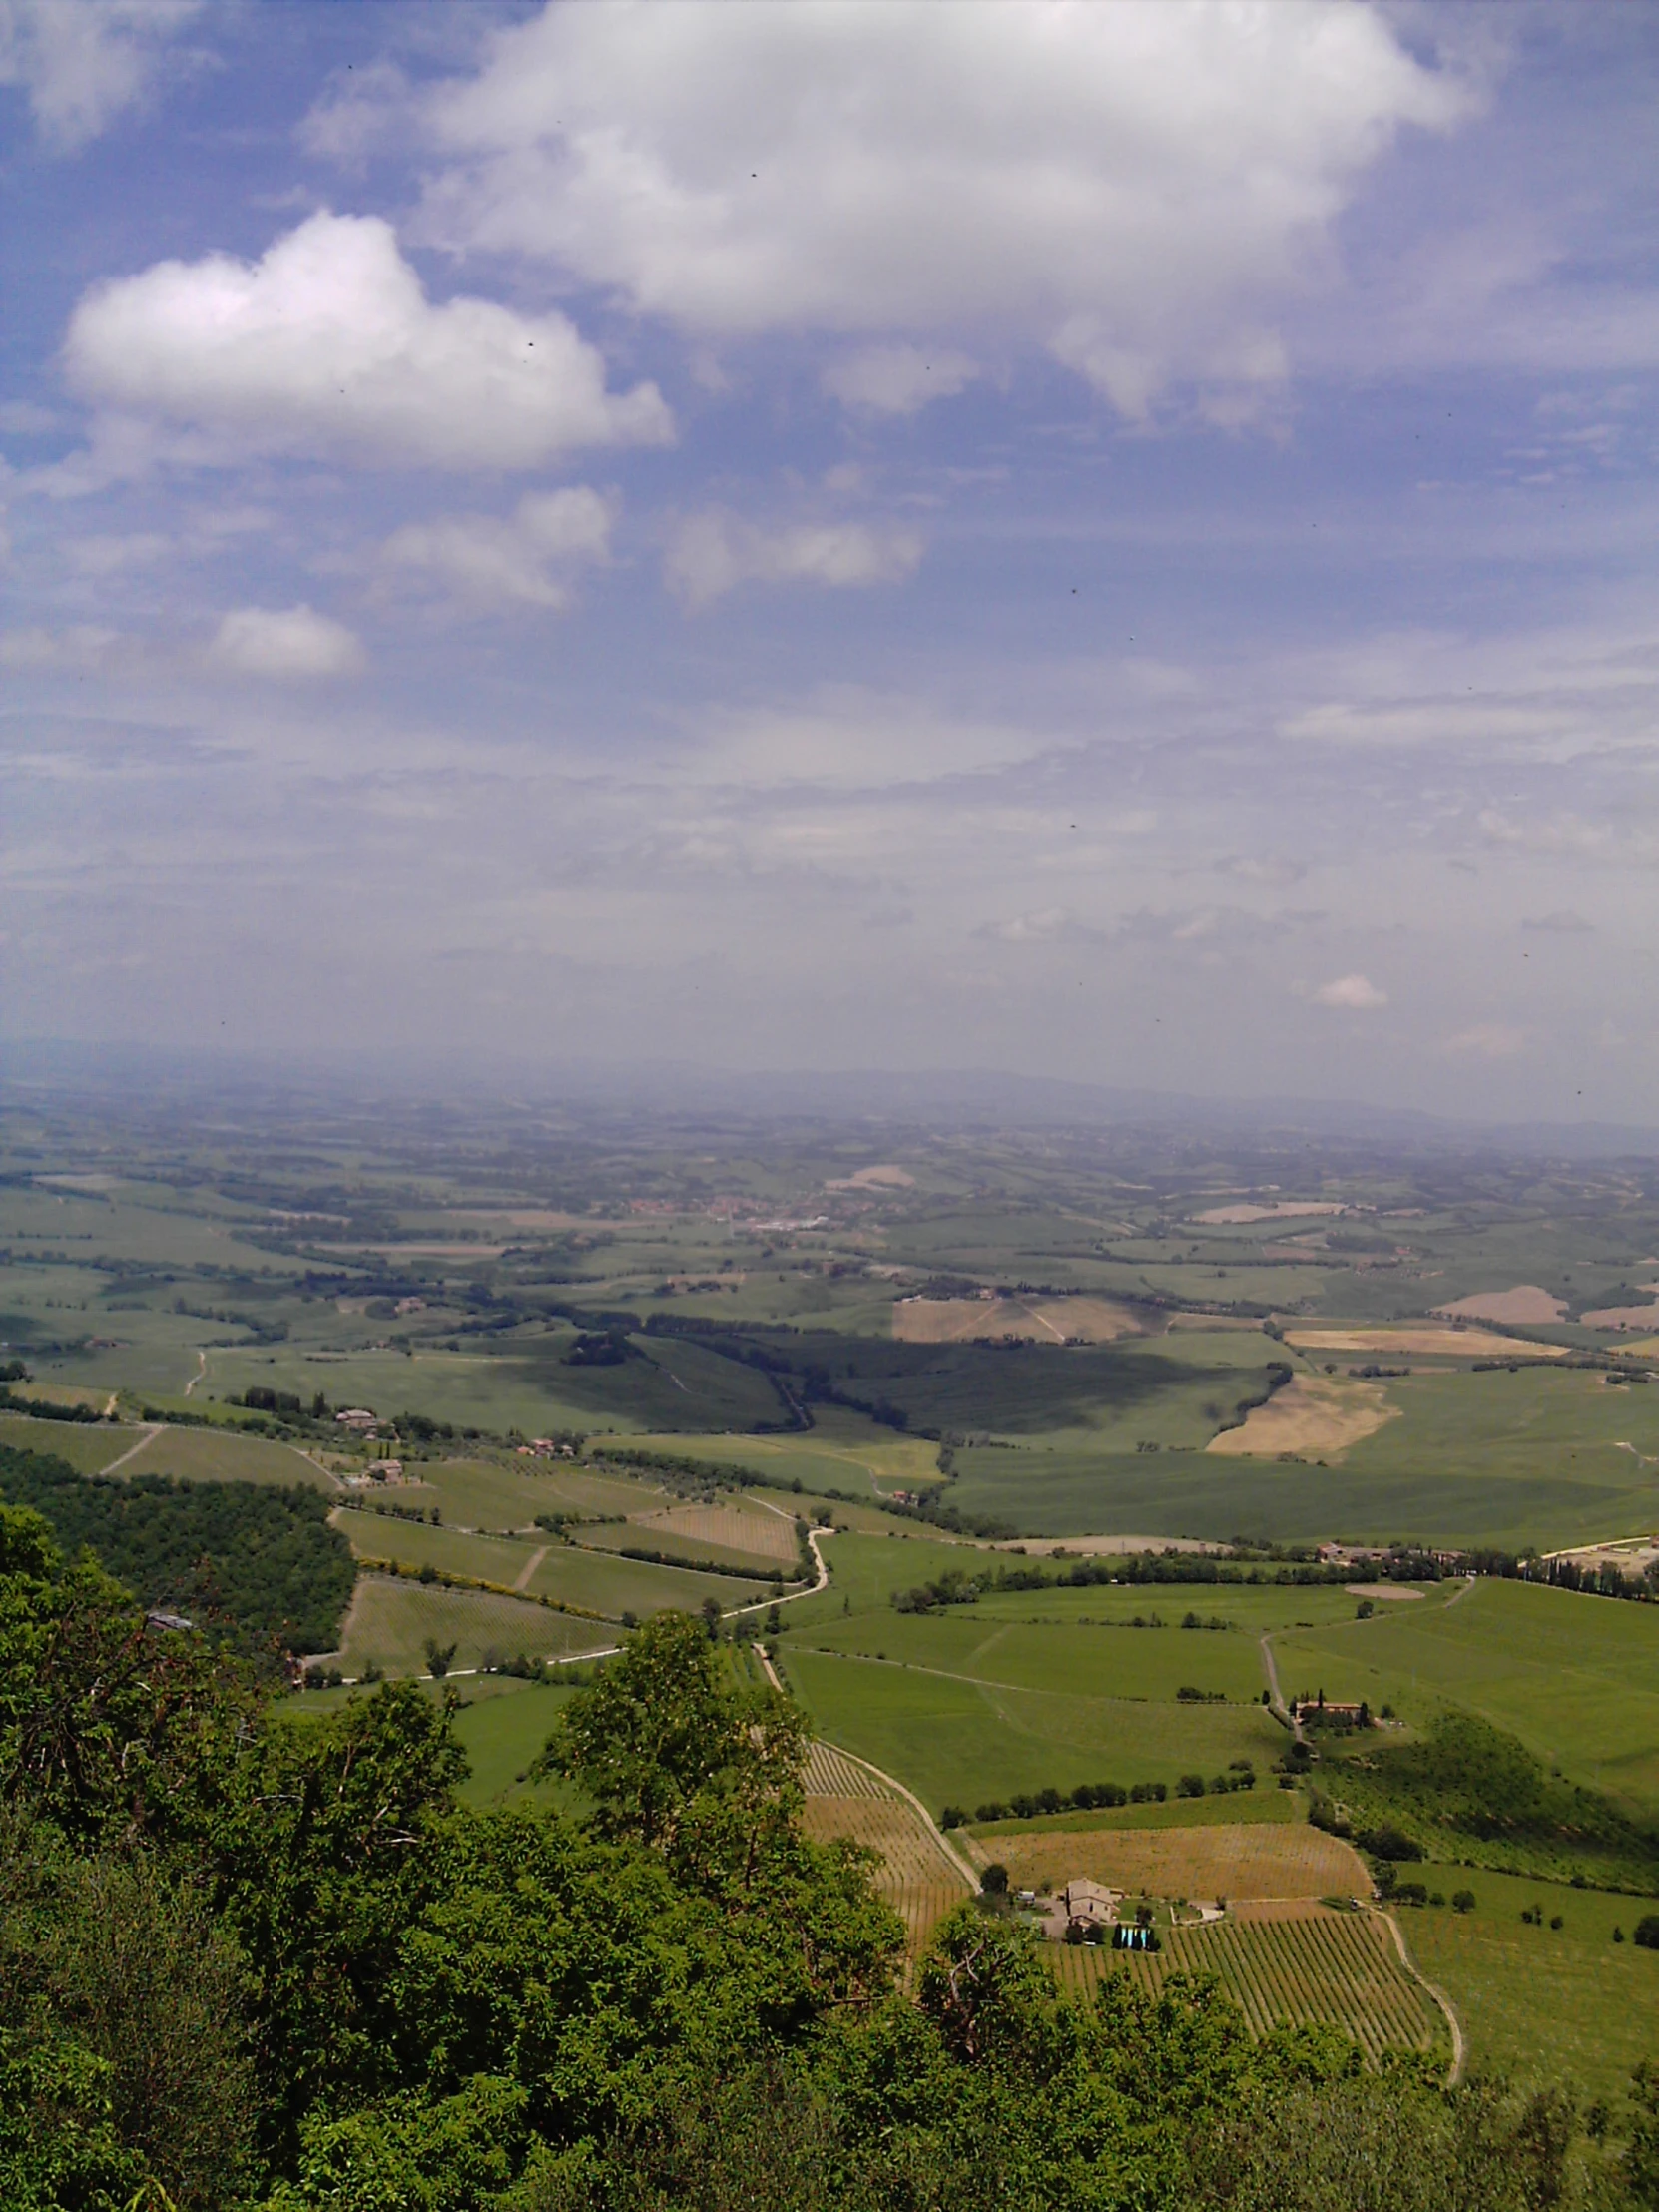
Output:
left=893, top=1295, right=1142, bottom=1345
left=1346, top=1583, right=1424, bottom=1601
left=1285, top=1326, right=1566, bottom=1360
left=826, top=1165, right=916, bottom=1191
left=1433, top=1286, right=1566, bottom=1325
left=1207, top=1374, right=1397, bottom=1461
left=1581, top=1301, right=1659, bottom=1331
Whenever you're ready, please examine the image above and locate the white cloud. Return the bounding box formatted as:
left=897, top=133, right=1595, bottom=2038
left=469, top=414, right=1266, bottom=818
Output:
left=1311, top=973, right=1387, bottom=1009
left=63, top=212, right=673, bottom=473
left=205, top=605, right=364, bottom=680
left=824, top=345, right=978, bottom=417
left=666, top=511, right=922, bottom=610
left=415, top=1, right=1468, bottom=418
left=68, top=531, right=170, bottom=576
left=378, top=487, right=613, bottom=611
left=0, top=0, right=199, bottom=151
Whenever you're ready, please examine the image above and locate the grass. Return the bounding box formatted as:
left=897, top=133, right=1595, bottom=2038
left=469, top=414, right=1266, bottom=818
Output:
left=414, top=1458, right=653, bottom=1528
left=970, top=1788, right=1301, bottom=1840
left=603, top=1406, right=947, bottom=1498
left=333, top=1509, right=777, bottom=1623
left=944, top=1440, right=1648, bottom=1548
left=793, top=1611, right=1271, bottom=1704
left=332, top=1574, right=611, bottom=1678
left=0, top=1412, right=140, bottom=1473
left=1272, top=1577, right=1659, bottom=1815
left=780, top=1645, right=1285, bottom=1818
left=1404, top=1866, right=1659, bottom=2103
left=114, top=1424, right=338, bottom=1489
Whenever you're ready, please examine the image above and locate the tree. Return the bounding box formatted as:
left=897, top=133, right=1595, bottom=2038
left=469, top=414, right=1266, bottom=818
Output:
left=537, top=1610, right=804, bottom=1863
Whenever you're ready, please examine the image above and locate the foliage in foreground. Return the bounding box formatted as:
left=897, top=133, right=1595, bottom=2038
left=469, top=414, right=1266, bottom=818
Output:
left=0, top=1498, right=1655, bottom=2212
left=0, top=1441, right=354, bottom=1652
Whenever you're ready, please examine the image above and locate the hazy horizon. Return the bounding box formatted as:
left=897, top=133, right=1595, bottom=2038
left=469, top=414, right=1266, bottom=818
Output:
left=6, top=3, right=1659, bottom=1122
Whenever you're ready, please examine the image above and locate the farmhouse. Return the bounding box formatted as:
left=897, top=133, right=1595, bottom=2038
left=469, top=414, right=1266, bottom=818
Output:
left=1040, top=1878, right=1122, bottom=1941
left=1292, top=1698, right=1369, bottom=1726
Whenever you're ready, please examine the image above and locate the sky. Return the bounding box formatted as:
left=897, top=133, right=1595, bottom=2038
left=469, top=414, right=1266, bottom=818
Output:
left=3, top=0, right=1658, bottom=1120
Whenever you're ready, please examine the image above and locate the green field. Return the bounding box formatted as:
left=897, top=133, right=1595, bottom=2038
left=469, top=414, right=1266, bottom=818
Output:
left=1405, top=1867, right=1659, bottom=2102
left=794, top=1611, right=1269, bottom=1705
left=0, top=1411, right=140, bottom=1473
left=1272, top=1578, right=1659, bottom=1815
left=968, top=1786, right=1301, bottom=1840
left=333, top=1509, right=776, bottom=1623
left=332, top=1574, right=613, bottom=1677
left=603, top=1406, right=948, bottom=1498
left=780, top=1645, right=1285, bottom=1817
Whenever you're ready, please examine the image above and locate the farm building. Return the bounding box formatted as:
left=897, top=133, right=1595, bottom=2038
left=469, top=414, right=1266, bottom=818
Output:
left=1041, top=1878, right=1122, bottom=1941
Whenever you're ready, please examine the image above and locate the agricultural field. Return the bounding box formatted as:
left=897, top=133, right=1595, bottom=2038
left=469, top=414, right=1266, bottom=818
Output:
left=1050, top=1906, right=1443, bottom=2065
left=330, top=1573, right=612, bottom=1678
left=779, top=1644, right=1286, bottom=1819
left=967, top=1817, right=1370, bottom=1903
left=1270, top=1576, right=1659, bottom=1815
left=801, top=1739, right=972, bottom=1960
left=0, top=1410, right=142, bottom=1473
left=1404, top=1867, right=1659, bottom=2104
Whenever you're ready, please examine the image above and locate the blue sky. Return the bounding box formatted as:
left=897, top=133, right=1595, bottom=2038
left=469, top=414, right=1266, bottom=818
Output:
left=3, top=1, right=1657, bottom=1117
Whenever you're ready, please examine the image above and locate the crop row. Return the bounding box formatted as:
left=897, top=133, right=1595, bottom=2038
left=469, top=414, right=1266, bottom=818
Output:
left=1050, top=1913, right=1439, bottom=2062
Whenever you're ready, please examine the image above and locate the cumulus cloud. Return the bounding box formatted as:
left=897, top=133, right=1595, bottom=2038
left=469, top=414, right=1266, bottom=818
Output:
left=665, top=511, right=922, bottom=610
left=823, top=345, right=978, bottom=417
left=0, top=0, right=199, bottom=151
left=204, top=605, right=364, bottom=680
left=1311, top=972, right=1387, bottom=1009
left=64, top=211, right=673, bottom=473
left=378, top=487, right=614, bottom=612
left=414, top=0, right=1468, bottom=418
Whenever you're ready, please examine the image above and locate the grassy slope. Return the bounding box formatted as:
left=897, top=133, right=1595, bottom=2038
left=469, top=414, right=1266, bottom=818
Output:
left=778, top=1646, right=1284, bottom=1819
left=333, top=1575, right=611, bottom=1676
left=0, top=1412, right=138, bottom=1473
left=945, top=1364, right=1659, bottom=1548
left=1273, top=1578, right=1659, bottom=1816
left=1405, top=1867, right=1659, bottom=2103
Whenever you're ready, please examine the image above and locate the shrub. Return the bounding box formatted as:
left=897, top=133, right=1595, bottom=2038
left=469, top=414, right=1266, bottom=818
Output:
left=1633, top=1915, right=1659, bottom=1948
left=1177, top=1774, right=1206, bottom=1799
left=1452, top=1889, right=1476, bottom=1914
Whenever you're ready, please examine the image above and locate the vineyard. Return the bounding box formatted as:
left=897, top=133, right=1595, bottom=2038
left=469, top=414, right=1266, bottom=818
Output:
left=633, top=1500, right=802, bottom=1564
left=803, top=1739, right=972, bottom=1959
left=971, top=1818, right=1369, bottom=1903
left=1049, top=1905, right=1444, bottom=2064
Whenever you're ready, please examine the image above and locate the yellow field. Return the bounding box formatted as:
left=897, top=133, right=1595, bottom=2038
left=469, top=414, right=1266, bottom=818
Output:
left=1284, top=1326, right=1566, bottom=1360
left=632, top=1500, right=799, bottom=1563
left=892, top=1296, right=1142, bottom=1346
left=802, top=1739, right=971, bottom=1958
left=1433, top=1287, right=1567, bottom=1325
left=1207, top=1373, right=1397, bottom=1460
left=965, top=1818, right=1370, bottom=1902
left=1049, top=1904, right=1441, bottom=2062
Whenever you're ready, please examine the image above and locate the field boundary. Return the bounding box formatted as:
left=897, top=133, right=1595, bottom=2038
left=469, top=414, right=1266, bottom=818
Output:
left=808, top=1729, right=980, bottom=1889
left=1376, top=1905, right=1465, bottom=2083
